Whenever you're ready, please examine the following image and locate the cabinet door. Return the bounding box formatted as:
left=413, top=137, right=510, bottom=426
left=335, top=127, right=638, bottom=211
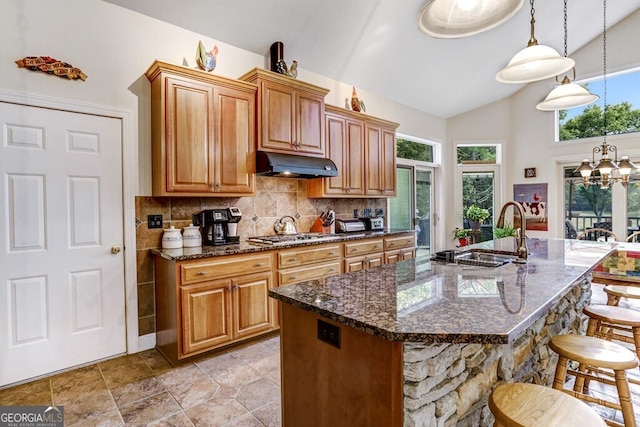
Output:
left=181, top=279, right=232, bottom=355
left=165, top=76, right=214, bottom=193
left=385, top=250, right=402, bottom=265
left=232, top=272, right=274, bottom=339
left=344, top=257, right=366, bottom=272
left=214, top=86, right=255, bottom=194
left=296, top=91, right=325, bottom=156
left=260, top=80, right=296, bottom=152
left=318, top=114, right=349, bottom=195
left=367, top=254, right=384, bottom=269
left=380, top=127, right=397, bottom=196
left=345, top=119, right=366, bottom=195
left=401, top=249, right=415, bottom=261
left=365, top=124, right=383, bottom=195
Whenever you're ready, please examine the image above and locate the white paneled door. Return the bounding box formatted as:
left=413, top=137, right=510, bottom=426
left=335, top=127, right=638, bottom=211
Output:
left=0, top=102, right=126, bottom=387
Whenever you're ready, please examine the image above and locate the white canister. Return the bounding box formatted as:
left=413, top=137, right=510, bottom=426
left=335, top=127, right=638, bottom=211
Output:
left=162, top=226, right=183, bottom=249
left=182, top=223, right=202, bottom=248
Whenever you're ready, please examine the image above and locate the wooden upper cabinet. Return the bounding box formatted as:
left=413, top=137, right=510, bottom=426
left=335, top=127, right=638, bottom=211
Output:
left=239, top=68, right=329, bottom=157
left=308, top=105, right=398, bottom=198
left=308, top=109, right=365, bottom=197
left=146, top=60, right=257, bottom=196
left=365, top=123, right=397, bottom=197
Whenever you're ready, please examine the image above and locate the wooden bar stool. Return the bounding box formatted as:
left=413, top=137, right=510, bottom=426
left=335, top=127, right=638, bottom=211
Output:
left=549, top=334, right=638, bottom=427
left=584, top=304, right=640, bottom=361
left=489, top=382, right=606, bottom=427
left=604, top=285, right=640, bottom=307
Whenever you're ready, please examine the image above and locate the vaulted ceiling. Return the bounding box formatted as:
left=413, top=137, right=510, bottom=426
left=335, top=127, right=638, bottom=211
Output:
left=103, top=0, right=640, bottom=118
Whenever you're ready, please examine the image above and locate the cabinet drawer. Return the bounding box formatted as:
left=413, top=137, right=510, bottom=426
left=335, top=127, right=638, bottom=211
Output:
left=279, top=262, right=341, bottom=286
left=384, top=234, right=415, bottom=251
left=278, top=244, right=341, bottom=268
left=344, top=239, right=384, bottom=257
left=181, top=253, right=272, bottom=284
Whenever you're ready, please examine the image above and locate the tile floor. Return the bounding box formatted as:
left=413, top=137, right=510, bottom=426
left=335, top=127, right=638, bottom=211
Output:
left=0, top=334, right=282, bottom=426
left=1, top=285, right=640, bottom=426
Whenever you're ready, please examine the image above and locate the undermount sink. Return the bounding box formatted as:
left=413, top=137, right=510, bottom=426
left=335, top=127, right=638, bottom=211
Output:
left=455, top=251, right=516, bottom=268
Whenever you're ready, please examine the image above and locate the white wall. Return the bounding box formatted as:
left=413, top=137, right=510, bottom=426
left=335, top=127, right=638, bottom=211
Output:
left=1, top=0, right=446, bottom=198
left=446, top=8, right=640, bottom=243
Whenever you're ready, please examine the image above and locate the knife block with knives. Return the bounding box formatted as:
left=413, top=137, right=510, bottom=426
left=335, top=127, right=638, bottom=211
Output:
left=310, top=210, right=335, bottom=233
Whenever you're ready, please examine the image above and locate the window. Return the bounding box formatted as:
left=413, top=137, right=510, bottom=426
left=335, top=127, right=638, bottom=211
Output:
left=457, top=146, right=496, bottom=164
left=558, top=68, right=640, bottom=142
left=564, top=167, right=612, bottom=233
left=454, top=143, right=502, bottom=243
left=397, top=137, right=433, bottom=162
left=390, top=135, right=438, bottom=257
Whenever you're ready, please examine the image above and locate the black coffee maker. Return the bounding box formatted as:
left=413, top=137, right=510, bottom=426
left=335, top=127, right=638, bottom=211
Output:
left=202, top=207, right=242, bottom=245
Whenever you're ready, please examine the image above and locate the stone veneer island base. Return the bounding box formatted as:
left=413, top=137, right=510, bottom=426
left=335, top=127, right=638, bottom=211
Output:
left=271, top=238, right=614, bottom=426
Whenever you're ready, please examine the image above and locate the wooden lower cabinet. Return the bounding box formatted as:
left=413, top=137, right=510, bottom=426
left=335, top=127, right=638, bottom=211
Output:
left=343, top=238, right=384, bottom=272
left=384, top=233, right=416, bottom=264
left=155, top=252, right=277, bottom=365
left=277, top=243, right=342, bottom=285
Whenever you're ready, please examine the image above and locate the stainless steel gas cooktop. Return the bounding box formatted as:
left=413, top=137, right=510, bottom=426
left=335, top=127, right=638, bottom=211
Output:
left=247, top=233, right=340, bottom=246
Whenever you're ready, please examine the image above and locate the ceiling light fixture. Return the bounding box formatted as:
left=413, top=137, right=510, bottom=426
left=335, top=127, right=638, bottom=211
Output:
left=417, top=0, right=524, bottom=38
left=536, top=0, right=598, bottom=111
left=574, top=0, right=637, bottom=189
left=496, top=0, right=575, bottom=84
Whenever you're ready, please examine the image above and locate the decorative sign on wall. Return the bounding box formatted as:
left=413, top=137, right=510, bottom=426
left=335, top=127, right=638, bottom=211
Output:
left=524, top=167, right=537, bottom=178
left=513, top=183, right=548, bottom=231
left=15, top=56, right=87, bottom=81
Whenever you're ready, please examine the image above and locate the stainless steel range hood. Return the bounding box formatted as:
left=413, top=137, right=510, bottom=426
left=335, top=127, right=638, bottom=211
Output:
left=256, top=151, right=338, bottom=179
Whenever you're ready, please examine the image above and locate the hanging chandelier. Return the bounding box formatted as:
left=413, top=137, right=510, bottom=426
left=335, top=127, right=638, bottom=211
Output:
left=496, top=0, right=574, bottom=84
left=574, top=0, right=637, bottom=189
left=536, top=0, right=598, bottom=111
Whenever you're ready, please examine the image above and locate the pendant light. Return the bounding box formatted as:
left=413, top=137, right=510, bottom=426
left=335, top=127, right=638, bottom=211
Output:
left=574, top=0, right=637, bottom=189
left=536, top=0, right=598, bottom=111
left=496, top=0, right=575, bottom=84
left=418, top=0, right=525, bottom=38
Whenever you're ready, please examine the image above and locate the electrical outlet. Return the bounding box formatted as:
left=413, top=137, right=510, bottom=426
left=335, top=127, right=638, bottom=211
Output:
left=317, top=319, right=341, bottom=349
left=147, top=214, right=163, bottom=229
left=192, top=213, right=201, bottom=227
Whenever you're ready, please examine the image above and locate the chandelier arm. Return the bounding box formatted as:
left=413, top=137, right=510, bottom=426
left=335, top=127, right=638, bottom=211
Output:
left=528, top=0, right=537, bottom=46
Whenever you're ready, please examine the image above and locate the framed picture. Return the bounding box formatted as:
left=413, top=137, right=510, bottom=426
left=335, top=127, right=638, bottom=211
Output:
left=524, top=167, right=536, bottom=178
left=513, top=183, right=548, bottom=231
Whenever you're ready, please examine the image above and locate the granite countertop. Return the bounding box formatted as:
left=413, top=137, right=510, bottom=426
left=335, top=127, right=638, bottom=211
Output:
left=269, top=238, right=618, bottom=344
left=151, top=229, right=416, bottom=261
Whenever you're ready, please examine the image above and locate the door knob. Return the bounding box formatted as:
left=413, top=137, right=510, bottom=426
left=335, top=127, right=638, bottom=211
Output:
left=111, top=246, right=122, bottom=254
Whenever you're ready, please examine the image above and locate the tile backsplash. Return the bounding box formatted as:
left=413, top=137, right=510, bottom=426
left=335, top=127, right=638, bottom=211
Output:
left=135, top=176, right=386, bottom=336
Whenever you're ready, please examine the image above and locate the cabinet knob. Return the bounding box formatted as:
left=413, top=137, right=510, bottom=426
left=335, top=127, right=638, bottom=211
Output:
left=197, top=271, right=207, bottom=276
left=216, top=182, right=221, bottom=188
left=329, top=268, right=336, bottom=272
left=353, top=248, right=358, bottom=252
left=328, top=252, right=336, bottom=256
left=374, top=245, right=381, bottom=249
left=290, top=275, right=297, bottom=280
left=234, top=283, right=239, bottom=290
left=227, top=283, right=232, bottom=292
left=255, top=262, right=264, bottom=267
left=289, top=258, right=297, bottom=262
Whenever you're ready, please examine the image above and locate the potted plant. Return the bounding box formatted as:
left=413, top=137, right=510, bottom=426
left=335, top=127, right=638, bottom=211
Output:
left=452, top=228, right=470, bottom=247
left=493, top=221, right=517, bottom=239
left=465, top=205, right=490, bottom=230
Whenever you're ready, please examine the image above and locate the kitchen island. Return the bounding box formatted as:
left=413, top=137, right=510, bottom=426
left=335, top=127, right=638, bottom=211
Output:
left=268, top=238, right=617, bottom=426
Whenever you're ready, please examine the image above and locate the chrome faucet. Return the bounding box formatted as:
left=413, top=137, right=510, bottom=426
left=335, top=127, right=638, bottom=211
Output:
left=496, top=201, right=528, bottom=262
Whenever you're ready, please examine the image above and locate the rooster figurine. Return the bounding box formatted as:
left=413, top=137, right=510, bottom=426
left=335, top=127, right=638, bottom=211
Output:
left=351, top=87, right=366, bottom=113
left=287, top=60, right=298, bottom=79
left=196, top=40, right=218, bottom=72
